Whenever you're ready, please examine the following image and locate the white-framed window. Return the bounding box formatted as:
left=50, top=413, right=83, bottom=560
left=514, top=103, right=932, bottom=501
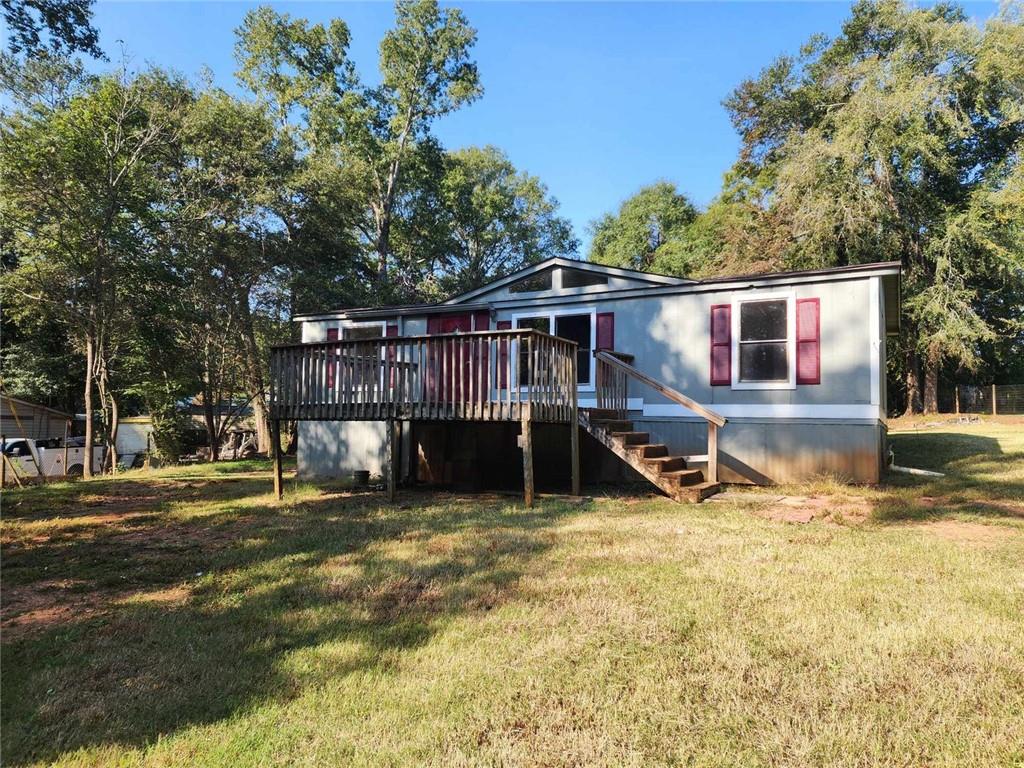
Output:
left=511, top=308, right=596, bottom=389
left=731, top=291, right=796, bottom=390
left=340, top=320, right=386, bottom=341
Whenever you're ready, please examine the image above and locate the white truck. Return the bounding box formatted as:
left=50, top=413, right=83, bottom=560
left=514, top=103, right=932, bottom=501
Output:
left=1, top=438, right=135, bottom=479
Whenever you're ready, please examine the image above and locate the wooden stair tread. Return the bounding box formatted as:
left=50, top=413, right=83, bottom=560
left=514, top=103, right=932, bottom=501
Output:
left=628, top=443, right=668, bottom=458
left=660, top=468, right=705, bottom=484
left=675, top=482, right=721, bottom=502
left=610, top=431, right=650, bottom=445
left=578, top=412, right=720, bottom=503
left=644, top=456, right=687, bottom=472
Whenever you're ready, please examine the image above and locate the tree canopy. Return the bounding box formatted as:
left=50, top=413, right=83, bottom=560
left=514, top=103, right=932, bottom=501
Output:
left=588, top=182, right=697, bottom=274
left=0, top=0, right=578, bottom=464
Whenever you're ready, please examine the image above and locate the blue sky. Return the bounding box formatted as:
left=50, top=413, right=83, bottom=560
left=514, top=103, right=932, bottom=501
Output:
left=88, top=1, right=999, bottom=250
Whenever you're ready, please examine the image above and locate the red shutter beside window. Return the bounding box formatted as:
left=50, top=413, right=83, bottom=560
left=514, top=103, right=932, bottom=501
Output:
left=796, top=298, right=820, bottom=385
left=710, top=304, right=731, bottom=386
left=472, top=311, right=489, bottom=331
left=497, top=320, right=512, bottom=388
left=596, top=312, right=614, bottom=350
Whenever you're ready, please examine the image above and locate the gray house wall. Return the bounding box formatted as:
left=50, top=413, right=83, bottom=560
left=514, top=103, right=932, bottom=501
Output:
left=295, top=265, right=894, bottom=484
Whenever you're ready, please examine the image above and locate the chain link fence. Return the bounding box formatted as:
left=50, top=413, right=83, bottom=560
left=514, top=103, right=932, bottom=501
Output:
left=943, top=384, right=1024, bottom=415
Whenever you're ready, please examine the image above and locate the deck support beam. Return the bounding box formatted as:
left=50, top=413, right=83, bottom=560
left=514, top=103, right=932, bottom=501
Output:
left=570, top=356, right=580, bottom=497
left=386, top=419, right=399, bottom=502
left=272, top=419, right=283, bottom=500
left=521, top=415, right=534, bottom=508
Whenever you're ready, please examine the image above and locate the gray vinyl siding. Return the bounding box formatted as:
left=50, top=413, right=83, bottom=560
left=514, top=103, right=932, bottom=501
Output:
left=298, top=420, right=415, bottom=480
left=491, top=274, right=877, bottom=409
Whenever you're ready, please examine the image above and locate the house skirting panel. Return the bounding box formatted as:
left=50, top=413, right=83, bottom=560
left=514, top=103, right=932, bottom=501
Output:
left=298, top=417, right=887, bottom=486
left=632, top=417, right=886, bottom=484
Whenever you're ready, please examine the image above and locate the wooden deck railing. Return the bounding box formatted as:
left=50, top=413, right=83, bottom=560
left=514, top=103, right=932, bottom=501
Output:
left=269, top=329, right=579, bottom=424
left=594, top=349, right=727, bottom=482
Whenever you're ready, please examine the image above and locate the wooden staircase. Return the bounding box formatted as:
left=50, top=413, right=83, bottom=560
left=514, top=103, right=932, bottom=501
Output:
left=579, top=408, right=721, bottom=503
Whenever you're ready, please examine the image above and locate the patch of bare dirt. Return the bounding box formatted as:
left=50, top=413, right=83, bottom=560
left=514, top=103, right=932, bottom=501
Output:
left=2, top=583, right=110, bottom=641
left=753, top=495, right=874, bottom=524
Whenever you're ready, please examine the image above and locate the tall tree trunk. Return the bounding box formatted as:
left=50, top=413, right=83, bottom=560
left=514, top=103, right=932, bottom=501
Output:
left=923, top=358, right=939, bottom=415
left=375, top=221, right=391, bottom=296
left=236, top=290, right=270, bottom=454
left=902, top=349, right=922, bottom=417
left=202, top=337, right=220, bottom=461
left=83, top=333, right=94, bottom=478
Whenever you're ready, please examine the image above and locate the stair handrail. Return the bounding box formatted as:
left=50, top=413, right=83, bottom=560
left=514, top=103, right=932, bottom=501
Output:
left=594, top=350, right=726, bottom=427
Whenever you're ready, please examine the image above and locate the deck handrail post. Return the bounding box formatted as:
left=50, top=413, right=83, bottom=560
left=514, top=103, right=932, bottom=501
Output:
left=707, top=421, right=719, bottom=484
left=992, top=383, right=998, bottom=415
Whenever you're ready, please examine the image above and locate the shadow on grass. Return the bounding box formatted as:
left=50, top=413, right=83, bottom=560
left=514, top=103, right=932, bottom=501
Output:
left=1, top=479, right=585, bottom=765
left=875, top=432, right=1023, bottom=523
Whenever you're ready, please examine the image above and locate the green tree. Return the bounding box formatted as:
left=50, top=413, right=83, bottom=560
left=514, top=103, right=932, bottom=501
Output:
left=433, top=145, right=578, bottom=296
left=1, top=0, right=102, bottom=58
left=171, top=88, right=296, bottom=455
left=718, top=0, right=1024, bottom=413
left=1, top=65, right=189, bottom=473
left=235, top=0, right=482, bottom=301
left=588, top=182, right=698, bottom=274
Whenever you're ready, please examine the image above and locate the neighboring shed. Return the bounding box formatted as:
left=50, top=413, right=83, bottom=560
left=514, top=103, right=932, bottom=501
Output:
left=0, top=394, right=73, bottom=442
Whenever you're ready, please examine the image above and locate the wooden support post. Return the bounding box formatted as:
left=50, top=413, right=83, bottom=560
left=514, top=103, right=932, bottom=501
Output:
left=707, top=422, right=719, bottom=484
left=63, top=421, right=71, bottom=477
left=521, top=415, right=534, bottom=508
left=271, top=419, right=283, bottom=500
left=386, top=418, right=397, bottom=502
left=992, top=384, right=998, bottom=415
left=1, top=433, right=5, bottom=489
left=955, top=385, right=960, bottom=415
left=570, top=354, right=580, bottom=497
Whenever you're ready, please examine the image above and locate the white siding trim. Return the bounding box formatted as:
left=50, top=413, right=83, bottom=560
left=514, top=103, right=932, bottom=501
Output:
left=642, top=403, right=882, bottom=420
left=869, top=276, right=881, bottom=408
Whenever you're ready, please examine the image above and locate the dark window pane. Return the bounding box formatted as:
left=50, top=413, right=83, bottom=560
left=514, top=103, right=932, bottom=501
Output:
left=509, top=269, right=553, bottom=293
left=561, top=269, right=608, bottom=288
left=343, top=325, right=383, bottom=341
left=554, top=314, right=590, bottom=347
left=739, top=342, right=788, bottom=382
left=556, top=314, right=592, bottom=384
left=740, top=300, right=787, bottom=341
left=576, top=349, right=590, bottom=384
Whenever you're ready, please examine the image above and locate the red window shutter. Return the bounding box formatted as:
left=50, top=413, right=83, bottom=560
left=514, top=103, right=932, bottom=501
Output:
left=385, top=324, right=398, bottom=337
left=326, top=328, right=339, bottom=390
left=472, top=311, right=490, bottom=331
left=796, top=298, right=820, bottom=385
left=710, top=304, right=731, bottom=386
left=426, top=315, right=442, bottom=335
left=497, top=320, right=512, bottom=388
left=596, top=312, right=614, bottom=350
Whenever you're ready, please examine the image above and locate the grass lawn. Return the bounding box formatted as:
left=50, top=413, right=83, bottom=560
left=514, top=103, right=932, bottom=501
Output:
left=2, top=421, right=1022, bottom=767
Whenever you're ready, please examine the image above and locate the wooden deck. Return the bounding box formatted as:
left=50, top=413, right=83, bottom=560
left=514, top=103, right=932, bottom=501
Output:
left=269, top=329, right=579, bottom=424
left=267, top=329, right=726, bottom=506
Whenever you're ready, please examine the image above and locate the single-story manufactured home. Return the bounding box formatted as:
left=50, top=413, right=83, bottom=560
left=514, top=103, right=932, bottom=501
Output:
left=270, top=257, right=900, bottom=502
